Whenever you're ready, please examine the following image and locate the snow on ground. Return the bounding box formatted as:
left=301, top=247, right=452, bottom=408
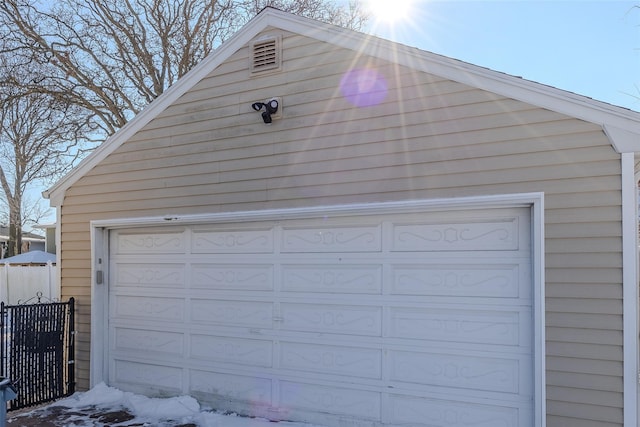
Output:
left=49, top=382, right=328, bottom=427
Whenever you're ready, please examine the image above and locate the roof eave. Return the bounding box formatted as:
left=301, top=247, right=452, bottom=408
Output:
left=604, top=125, right=640, bottom=154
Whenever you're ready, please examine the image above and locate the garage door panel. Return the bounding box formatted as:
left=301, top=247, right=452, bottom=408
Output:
left=189, top=369, right=273, bottom=405
left=114, top=327, right=184, bottom=357
left=280, top=303, right=382, bottom=336
left=112, top=359, right=183, bottom=392
left=388, top=349, right=524, bottom=394
left=190, top=299, right=273, bottom=327
left=191, top=264, right=274, bottom=290
left=192, top=228, right=275, bottom=253
left=281, top=225, right=382, bottom=252
left=115, top=263, right=186, bottom=287
left=391, top=217, right=522, bottom=252
left=115, top=230, right=187, bottom=254
left=386, top=393, right=521, bottom=427
left=389, top=306, right=523, bottom=346
left=391, top=263, right=523, bottom=298
left=190, top=334, right=273, bottom=367
left=281, top=342, right=382, bottom=379
left=280, top=381, right=381, bottom=420
left=281, top=264, right=383, bottom=294
left=114, top=295, right=185, bottom=321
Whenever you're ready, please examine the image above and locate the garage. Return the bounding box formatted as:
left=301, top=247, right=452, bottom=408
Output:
left=99, top=200, right=538, bottom=427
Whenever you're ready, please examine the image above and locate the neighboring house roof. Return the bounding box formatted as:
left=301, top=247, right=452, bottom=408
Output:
left=0, top=227, right=45, bottom=243
left=0, top=250, right=55, bottom=265
left=43, top=7, right=640, bottom=206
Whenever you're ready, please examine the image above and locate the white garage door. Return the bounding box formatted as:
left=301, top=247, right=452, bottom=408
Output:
left=106, top=205, right=534, bottom=427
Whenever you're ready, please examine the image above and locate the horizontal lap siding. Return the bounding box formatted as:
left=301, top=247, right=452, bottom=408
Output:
left=60, top=30, right=623, bottom=426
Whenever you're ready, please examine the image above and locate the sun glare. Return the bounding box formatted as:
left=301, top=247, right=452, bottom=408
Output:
left=366, top=0, right=414, bottom=24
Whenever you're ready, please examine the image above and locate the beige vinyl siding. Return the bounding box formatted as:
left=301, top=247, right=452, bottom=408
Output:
left=59, top=30, right=623, bottom=426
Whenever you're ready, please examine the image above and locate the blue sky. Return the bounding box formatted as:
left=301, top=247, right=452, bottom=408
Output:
left=363, top=0, right=640, bottom=111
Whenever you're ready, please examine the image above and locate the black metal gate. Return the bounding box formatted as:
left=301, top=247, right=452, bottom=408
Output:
left=0, top=297, right=75, bottom=410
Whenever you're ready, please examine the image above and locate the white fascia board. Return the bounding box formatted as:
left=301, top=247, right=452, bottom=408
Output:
left=604, top=125, right=640, bottom=154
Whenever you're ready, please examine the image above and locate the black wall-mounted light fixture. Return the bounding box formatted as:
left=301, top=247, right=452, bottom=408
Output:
left=252, top=98, right=280, bottom=124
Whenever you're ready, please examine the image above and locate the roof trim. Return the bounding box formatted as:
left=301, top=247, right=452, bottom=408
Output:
left=604, top=125, right=640, bottom=154
left=44, top=7, right=640, bottom=205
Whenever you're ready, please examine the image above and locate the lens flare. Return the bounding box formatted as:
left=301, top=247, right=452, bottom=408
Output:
left=339, top=68, right=388, bottom=108
left=366, top=0, right=414, bottom=24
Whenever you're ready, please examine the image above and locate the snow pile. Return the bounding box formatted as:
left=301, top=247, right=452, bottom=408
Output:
left=54, top=382, right=327, bottom=427
left=58, top=382, right=126, bottom=408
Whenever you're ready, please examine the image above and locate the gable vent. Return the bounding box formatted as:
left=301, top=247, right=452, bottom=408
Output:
left=251, top=36, right=281, bottom=74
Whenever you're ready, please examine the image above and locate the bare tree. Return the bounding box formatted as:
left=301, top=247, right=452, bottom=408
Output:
left=0, top=0, right=367, bottom=138
left=0, top=84, right=83, bottom=256
left=0, top=0, right=366, bottom=255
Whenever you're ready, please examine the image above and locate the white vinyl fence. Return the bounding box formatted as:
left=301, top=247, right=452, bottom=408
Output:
left=0, top=263, right=59, bottom=304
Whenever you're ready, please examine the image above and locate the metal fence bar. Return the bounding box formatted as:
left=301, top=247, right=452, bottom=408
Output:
left=67, top=297, right=75, bottom=397
left=0, top=298, right=75, bottom=411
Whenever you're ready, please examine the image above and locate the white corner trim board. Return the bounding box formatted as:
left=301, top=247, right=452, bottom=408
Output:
left=621, top=153, right=639, bottom=427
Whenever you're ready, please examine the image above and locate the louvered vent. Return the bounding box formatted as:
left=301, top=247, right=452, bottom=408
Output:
left=251, top=36, right=281, bottom=74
